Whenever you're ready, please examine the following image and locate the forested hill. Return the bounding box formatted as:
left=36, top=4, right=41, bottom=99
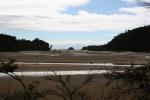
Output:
left=0, top=34, right=49, bottom=51
left=82, top=25, right=150, bottom=52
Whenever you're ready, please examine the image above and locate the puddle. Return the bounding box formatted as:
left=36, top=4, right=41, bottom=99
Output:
left=0, top=70, right=110, bottom=77
left=15, top=62, right=142, bottom=67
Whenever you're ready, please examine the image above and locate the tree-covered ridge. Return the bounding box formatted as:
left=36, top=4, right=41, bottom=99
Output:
left=0, top=34, right=49, bottom=51
left=83, top=25, right=150, bottom=52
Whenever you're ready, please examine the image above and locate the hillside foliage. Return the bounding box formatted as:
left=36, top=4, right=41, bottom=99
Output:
left=0, top=34, right=49, bottom=51
left=83, top=25, right=150, bottom=52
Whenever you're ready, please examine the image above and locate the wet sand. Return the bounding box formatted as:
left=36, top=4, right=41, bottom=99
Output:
left=0, top=50, right=148, bottom=71
left=0, top=51, right=150, bottom=65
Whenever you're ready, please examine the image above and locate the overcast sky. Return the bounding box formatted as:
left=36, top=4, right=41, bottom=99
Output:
left=0, top=0, right=150, bottom=49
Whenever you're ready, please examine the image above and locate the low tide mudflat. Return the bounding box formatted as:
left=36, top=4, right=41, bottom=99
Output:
left=0, top=50, right=149, bottom=100
left=0, top=50, right=150, bottom=71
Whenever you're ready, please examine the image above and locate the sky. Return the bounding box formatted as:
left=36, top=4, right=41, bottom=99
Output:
left=0, top=0, right=150, bottom=49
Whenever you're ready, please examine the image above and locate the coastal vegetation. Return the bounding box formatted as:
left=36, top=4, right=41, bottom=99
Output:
left=0, top=34, right=49, bottom=52
left=83, top=25, right=150, bottom=52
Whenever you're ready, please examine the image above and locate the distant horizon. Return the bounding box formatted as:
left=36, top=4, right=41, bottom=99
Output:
left=0, top=0, right=149, bottom=49
left=1, top=24, right=147, bottom=50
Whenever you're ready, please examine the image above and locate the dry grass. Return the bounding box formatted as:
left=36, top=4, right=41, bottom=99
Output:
left=0, top=74, right=115, bottom=100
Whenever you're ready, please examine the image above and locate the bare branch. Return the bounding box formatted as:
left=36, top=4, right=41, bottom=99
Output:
left=137, top=0, right=150, bottom=8
left=45, top=71, right=95, bottom=100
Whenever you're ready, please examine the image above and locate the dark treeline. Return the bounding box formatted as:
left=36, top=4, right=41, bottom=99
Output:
left=83, top=25, right=150, bottom=52
left=0, top=34, right=49, bottom=51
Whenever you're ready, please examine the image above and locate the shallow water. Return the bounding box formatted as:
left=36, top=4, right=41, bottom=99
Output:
left=0, top=70, right=110, bottom=77
left=15, top=62, right=142, bottom=67
left=0, top=62, right=142, bottom=77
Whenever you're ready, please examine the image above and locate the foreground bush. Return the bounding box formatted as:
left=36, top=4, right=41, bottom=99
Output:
left=105, top=65, right=150, bottom=100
